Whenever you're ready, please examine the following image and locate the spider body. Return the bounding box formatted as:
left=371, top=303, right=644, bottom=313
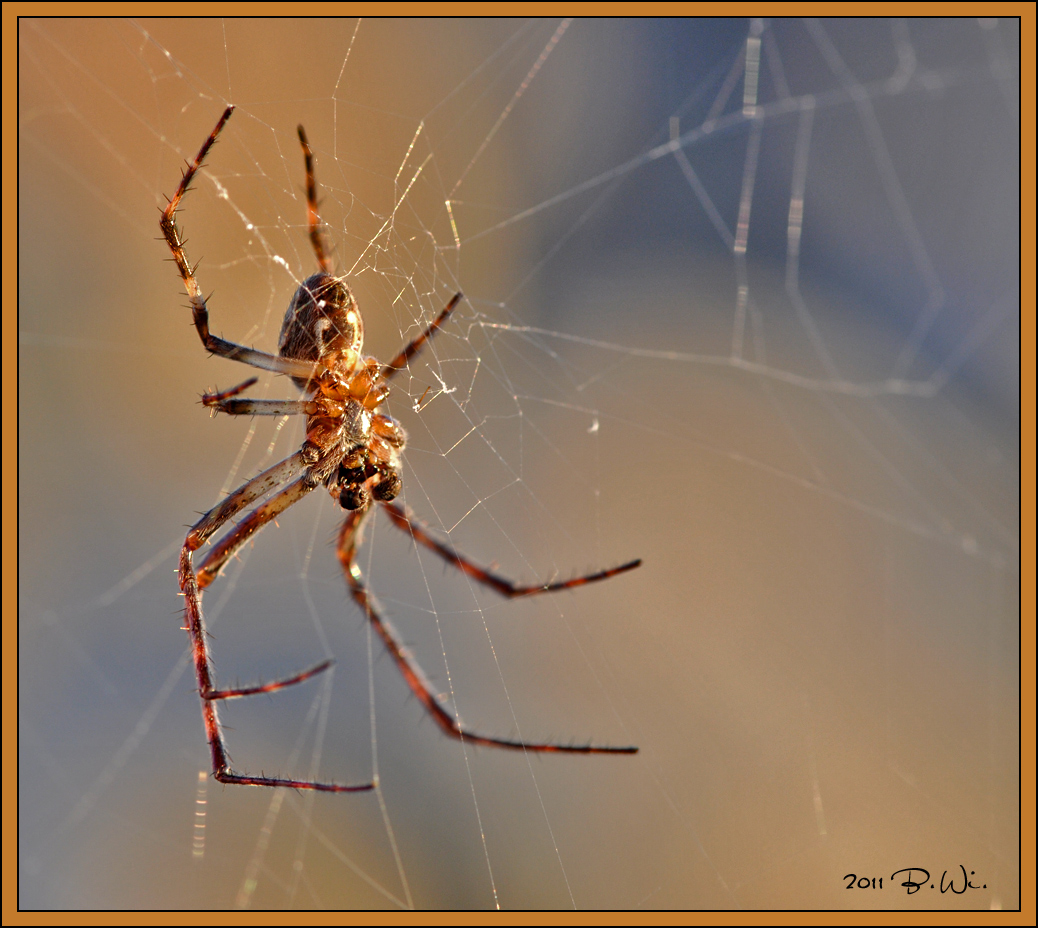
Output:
left=275, top=271, right=404, bottom=511
left=162, top=106, right=640, bottom=792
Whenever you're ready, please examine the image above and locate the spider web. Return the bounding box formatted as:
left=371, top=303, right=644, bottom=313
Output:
left=18, top=17, right=1024, bottom=911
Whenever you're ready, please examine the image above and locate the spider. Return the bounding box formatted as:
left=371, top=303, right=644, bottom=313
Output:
left=161, top=106, right=641, bottom=792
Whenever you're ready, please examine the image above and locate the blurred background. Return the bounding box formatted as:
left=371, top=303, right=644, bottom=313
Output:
left=19, top=18, right=1020, bottom=910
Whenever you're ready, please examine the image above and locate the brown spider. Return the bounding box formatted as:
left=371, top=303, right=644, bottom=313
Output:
left=161, top=106, right=641, bottom=792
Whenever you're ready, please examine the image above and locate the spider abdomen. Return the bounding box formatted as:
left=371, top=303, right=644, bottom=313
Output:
left=279, top=273, right=364, bottom=388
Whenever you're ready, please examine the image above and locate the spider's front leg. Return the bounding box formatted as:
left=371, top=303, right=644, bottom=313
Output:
left=297, top=125, right=332, bottom=274
left=381, top=292, right=463, bottom=381
left=159, top=106, right=324, bottom=384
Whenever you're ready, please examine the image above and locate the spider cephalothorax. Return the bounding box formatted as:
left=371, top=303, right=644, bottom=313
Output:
left=161, top=106, right=641, bottom=792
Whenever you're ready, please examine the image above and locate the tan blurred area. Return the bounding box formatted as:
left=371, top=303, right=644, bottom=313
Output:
left=19, top=18, right=1020, bottom=910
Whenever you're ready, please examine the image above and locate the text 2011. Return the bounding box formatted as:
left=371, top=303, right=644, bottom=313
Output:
left=844, top=874, right=883, bottom=889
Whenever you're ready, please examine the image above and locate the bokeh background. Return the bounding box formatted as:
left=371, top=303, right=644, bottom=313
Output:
left=19, top=18, right=1021, bottom=910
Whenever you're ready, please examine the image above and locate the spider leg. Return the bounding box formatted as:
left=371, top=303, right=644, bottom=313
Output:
left=381, top=292, right=463, bottom=381
left=380, top=501, right=641, bottom=598
left=180, top=464, right=372, bottom=792
left=205, top=659, right=335, bottom=701
left=297, top=126, right=332, bottom=274
left=181, top=548, right=370, bottom=792
left=205, top=396, right=320, bottom=417
left=202, top=381, right=351, bottom=419
left=337, top=511, right=638, bottom=753
left=187, top=450, right=309, bottom=554
left=204, top=377, right=258, bottom=403
left=196, top=473, right=318, bottom=589
left=159, top=106, right=324, bottom=384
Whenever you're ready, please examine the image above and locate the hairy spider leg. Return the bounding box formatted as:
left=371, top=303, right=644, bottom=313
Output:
left=381, top=502, right=641, bottom=599
left=203, top=377, right=258, bottom=404
left=337, top=510, right=639, bottom=754
left=195, top=474, right=318, bottom=590
left=381, top=292, right=463, bottom=380
left=180, top=458, right=372, bottom=792
left=204, top=395, right=323, bottom=417
left=159, top=105, right=321, bottom=384
left=297, top=125, right=332, bottom=274
left=180, top=546, right=369, bottom=792
left=186, top=451, right=308, bottom=552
